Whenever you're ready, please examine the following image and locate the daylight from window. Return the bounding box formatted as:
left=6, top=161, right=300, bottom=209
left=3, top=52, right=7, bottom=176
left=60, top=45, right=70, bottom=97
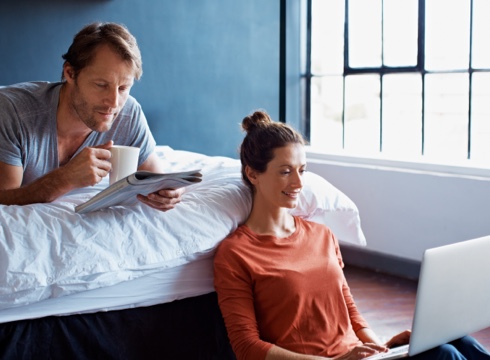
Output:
left=308, top=0, right=490, bottom=168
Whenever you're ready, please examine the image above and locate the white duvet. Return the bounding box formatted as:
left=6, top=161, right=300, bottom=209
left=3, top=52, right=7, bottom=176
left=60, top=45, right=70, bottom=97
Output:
left=0, top=148, right=365, bottom=310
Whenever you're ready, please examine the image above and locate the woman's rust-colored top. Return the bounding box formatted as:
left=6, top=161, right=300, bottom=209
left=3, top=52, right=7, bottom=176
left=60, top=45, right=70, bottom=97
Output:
left=214, top=217, right=369, bottom=360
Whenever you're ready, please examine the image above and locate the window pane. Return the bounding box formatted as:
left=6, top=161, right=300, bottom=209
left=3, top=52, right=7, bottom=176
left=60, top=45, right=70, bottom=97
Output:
left=383, top=0, right=418, bottom=67
left=310, top=76, right=344, bottom=151
left=344, top=75, right=380, bottom=154
left=348, top=0, right=382, bottom=68
left=307, top=0, right=487, bottom=170
left=472, top=0, right=490, bottom=69
left=424, top=74, right=469, bottom=160
left=382, top=74, right=422, bottom=157
left=425, top=0, right=470, bottom=70
left=311, top=0, right=345, bottom=74
left=471, top=73, right=490, bottom=161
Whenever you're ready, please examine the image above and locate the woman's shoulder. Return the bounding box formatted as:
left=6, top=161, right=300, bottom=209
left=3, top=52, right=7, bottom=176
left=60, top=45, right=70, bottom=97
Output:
left=216, top=224, right=251, bottom=251
left=214, top=224, right=256, bottom=267
left=295, top=216, right=333, bottom=235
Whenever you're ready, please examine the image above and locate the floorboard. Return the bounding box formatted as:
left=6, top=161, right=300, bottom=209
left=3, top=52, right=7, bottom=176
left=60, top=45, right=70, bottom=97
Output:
left=344, top=265, right=490, bottom=350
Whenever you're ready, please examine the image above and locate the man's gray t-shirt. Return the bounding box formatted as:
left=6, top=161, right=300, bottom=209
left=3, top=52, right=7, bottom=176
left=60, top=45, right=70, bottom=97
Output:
left=0, top=81, right=156, bottom=186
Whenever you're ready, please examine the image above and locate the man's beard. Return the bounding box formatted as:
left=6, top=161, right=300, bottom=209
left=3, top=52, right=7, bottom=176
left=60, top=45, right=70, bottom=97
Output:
left=71, top=84, right=115, bottom=132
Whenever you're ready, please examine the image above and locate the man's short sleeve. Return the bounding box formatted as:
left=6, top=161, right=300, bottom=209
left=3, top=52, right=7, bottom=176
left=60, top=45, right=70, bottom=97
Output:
left=0, top=91, right=25, bottom=167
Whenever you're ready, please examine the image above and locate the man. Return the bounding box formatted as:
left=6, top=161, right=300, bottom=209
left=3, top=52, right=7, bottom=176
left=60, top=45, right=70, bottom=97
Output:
left=0, top=22, right=183, bottom=211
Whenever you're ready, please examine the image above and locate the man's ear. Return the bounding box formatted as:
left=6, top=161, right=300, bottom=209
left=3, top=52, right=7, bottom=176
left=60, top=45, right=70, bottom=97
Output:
left=63, top=64, right=76, bottom=82
left=245, top=165, right=259, bottom=185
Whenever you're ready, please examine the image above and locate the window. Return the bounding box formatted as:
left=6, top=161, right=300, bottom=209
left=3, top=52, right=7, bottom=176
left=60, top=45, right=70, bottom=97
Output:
left=304, top=0, right=490, bottom=168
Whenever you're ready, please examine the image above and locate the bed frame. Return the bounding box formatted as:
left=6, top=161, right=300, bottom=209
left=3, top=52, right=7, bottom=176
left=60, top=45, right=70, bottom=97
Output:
left=0, top=292, right=235, bottom=360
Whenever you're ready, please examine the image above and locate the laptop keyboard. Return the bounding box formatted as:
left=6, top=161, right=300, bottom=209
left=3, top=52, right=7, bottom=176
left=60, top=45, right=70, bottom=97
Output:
left=364, top=344, right=409, bottom=359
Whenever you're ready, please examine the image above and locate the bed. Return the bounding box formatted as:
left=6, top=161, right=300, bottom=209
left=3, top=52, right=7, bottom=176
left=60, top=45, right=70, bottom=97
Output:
left=0, top=146, right=366, bottom=359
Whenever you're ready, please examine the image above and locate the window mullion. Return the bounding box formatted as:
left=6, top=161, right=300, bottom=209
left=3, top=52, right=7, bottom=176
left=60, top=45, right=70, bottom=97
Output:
left=467, top=0, right=474, bottom=159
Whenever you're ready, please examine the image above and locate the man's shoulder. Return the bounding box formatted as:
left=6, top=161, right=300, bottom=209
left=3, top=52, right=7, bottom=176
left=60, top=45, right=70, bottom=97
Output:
left=0, top=81, right=61, bottom=103
left=121, top=93, right=142, bottom=110
left=0, top=82, right=61, bottom=127
left=0, top=81, right=59, bottom=93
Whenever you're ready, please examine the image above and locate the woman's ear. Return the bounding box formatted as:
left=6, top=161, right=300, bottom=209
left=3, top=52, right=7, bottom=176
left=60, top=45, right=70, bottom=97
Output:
left=245, top=165, right=259, bottom=185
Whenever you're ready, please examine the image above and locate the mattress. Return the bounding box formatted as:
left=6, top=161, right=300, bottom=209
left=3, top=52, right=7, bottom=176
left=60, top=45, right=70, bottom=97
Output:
left=0, top=255, right=215, bottom=323
left=0, top=147, right=366, bottom=323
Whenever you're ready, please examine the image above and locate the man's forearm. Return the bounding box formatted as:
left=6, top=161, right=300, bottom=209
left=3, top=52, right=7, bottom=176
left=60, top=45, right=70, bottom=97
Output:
left=0, top=168, right=75, bottom=205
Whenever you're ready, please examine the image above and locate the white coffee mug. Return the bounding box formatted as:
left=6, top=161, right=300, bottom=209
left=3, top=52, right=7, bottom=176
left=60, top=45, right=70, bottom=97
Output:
left=109, top=145, right=140, bottom=185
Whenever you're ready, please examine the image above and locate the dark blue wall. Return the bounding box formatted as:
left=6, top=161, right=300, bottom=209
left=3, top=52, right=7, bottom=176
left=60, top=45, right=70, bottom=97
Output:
left=0, top=0, right=281, bottom=158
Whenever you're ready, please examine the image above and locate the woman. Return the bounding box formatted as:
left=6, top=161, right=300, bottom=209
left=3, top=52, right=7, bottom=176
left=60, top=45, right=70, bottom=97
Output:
left=213, top=110, right=490, bottom=360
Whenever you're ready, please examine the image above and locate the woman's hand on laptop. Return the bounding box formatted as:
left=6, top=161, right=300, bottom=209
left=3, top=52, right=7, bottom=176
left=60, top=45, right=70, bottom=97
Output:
left=385, top=330, right=411, bottom=348
left=335, top=343, right=389, bottom=359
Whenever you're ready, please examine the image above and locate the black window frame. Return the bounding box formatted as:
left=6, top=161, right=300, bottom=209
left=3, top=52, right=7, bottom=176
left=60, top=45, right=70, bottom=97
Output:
left=302, top=0, right=484, bottom=160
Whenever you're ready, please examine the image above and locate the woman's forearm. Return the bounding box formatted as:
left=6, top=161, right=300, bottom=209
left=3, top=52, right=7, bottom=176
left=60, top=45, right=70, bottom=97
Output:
left=265, top=345, right=330, bottom=360
left=355, top=327, right=384, bottom=346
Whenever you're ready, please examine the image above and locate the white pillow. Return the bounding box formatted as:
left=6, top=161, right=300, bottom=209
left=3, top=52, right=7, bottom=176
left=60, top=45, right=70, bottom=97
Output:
left=292, top=171, right=367, bottom=246
left=159, top=147, right=367, bottom=246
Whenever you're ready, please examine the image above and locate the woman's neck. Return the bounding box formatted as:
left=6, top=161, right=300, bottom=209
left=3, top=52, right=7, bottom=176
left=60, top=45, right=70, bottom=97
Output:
left=245, top=205, right=296, bottom=238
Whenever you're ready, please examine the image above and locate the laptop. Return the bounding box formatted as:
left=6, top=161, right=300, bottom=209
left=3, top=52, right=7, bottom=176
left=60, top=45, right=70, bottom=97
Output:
left=365, top=235, right=490, bottom=359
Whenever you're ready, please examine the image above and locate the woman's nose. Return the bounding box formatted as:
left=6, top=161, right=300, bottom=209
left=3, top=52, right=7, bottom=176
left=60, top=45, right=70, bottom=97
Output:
left=292, top=170, right=303, bottom=187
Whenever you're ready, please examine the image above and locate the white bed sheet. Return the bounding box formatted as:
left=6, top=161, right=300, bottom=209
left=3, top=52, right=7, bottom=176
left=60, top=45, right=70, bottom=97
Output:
left=0, top=254, right=215, bottom=323
left=0, top=147, right=366, bottom=322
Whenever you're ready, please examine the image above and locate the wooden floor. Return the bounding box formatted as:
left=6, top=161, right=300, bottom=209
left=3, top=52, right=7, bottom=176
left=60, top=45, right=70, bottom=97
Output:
left=344, top=265, right=490, bottom=350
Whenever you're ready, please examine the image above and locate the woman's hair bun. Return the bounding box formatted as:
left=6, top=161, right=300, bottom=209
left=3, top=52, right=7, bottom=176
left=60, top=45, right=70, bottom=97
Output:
left=241, top=110, right=272, bottom=133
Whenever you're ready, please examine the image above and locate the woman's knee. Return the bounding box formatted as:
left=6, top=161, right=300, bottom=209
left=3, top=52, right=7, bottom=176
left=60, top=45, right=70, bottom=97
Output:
left=414, top=336, right=490, bottom=359
left=453, top=335, right=477, bottom=347
left=419, top=344, right=465, bottom=360
left=451, top=335, right=490, bottom=358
